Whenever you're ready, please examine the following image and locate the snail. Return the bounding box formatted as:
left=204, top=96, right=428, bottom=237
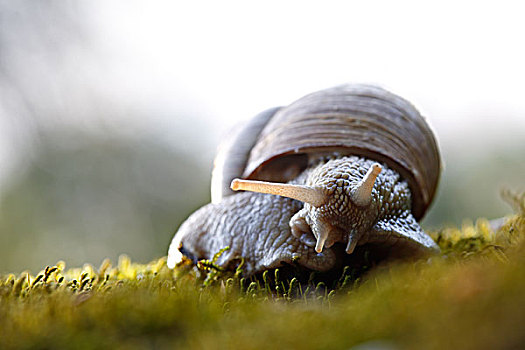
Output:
left=167, top=84, right=441, bottom=276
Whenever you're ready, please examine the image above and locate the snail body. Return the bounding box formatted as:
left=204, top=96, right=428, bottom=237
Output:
left=168, top=84, right=441, bottom=276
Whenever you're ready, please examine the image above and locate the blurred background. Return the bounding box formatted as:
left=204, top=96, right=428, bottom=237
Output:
left=0, top=1, right=523, bottom=273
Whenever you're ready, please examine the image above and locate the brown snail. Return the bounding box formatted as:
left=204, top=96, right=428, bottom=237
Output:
left=167, top=84, right=441, bottom=276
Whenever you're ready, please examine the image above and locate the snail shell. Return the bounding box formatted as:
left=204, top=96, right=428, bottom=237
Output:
left=213, top=84, right=440, bottom=220
left=168, top=84, right=441, bottom=276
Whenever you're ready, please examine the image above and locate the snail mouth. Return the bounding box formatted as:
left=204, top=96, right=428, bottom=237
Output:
left=324, top=236, right=340, bottom=249
left=315, top=228, right=346, bottom=252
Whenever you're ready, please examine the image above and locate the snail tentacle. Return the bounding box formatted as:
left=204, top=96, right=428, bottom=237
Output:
left=351, top=163, right=382, bottom=206
left=345, top=231, right=359, bottom=254
left=231, top=178, right=327, bottom=207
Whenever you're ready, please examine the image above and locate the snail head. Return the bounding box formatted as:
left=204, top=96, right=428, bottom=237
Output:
left=231, top=158, right=382, bottom=254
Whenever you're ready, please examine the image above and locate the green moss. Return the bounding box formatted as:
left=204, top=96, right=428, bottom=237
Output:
left=1, top=193, right=525, bottom=349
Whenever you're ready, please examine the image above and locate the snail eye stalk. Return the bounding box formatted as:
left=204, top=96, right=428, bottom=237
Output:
left=231, top=179, right=327, bottom=207
left=351, top=163, right=382, bottom=206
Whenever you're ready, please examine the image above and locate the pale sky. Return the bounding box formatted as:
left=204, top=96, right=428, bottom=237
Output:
left=85, top=1, right=525, bottom=130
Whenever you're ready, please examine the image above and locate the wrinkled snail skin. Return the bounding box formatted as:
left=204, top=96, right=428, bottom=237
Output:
left=167, top=191, right=338, bottom=273
left=167, top=84, right=441, bottom=276
left=167, top=156, right=438, bottom=275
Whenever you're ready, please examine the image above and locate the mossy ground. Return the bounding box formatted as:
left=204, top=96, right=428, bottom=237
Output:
left=1, top=193, right=525, bottom=350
